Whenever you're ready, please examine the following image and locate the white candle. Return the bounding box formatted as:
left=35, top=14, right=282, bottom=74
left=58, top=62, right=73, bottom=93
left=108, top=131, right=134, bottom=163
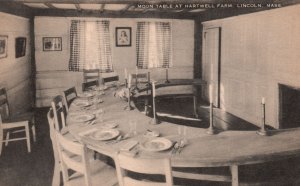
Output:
left=128, top=75, right=131, bottom=88
left=124, top=68, right=127, bottom=79
left=152, top=82, right=156, bottom=97
left=262, top=97, right=265, bottom=104
left=135, top=66, right=138, bottom=75
left=209, top=84, right=213, bottom=104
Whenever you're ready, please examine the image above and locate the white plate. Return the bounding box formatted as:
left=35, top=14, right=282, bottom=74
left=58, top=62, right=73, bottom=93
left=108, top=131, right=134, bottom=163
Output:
left=72, top=114, right=95, bottom=123
left=101, top=122, right=118, bottom=129
left=90, top=129, right=120, bottom=141
left=73, top=100, right=90, bottom=107
left=141, top=138, right=173, bottom=152
left=144, top=130, right=160, bottom=137
left=77, top=92, right=94, bottom=98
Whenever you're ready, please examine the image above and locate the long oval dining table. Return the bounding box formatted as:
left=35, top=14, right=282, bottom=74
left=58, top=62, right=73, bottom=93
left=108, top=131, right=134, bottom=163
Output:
left=66, top=84, right=300, bottom=186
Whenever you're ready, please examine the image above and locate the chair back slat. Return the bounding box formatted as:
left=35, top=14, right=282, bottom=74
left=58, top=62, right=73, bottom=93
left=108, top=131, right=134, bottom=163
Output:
left=55, top=130, right=91, bottom=186
left=83, top=69, right=100, bottom=83
left=116, top=154, right=173, bottom=186
left=63, top=87, right=77, bottom=112
left=103, top=75, right=119, bottom=84
left=51, top=95, right=67, bottom=131
left=82, top=80, right=99, bottom=91
left=0, top=88, right=10, bottom=119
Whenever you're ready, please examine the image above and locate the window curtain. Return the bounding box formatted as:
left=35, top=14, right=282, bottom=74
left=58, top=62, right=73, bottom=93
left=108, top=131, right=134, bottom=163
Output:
left=69, top=20, right=113, bottom=72
left=136, top=22, right=172, bottom=69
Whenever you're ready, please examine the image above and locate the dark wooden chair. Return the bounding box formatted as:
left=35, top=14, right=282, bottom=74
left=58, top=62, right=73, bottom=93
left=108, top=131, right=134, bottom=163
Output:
left=0, top=87, right=36, bottom=155
left=82, top=80, right=99, bottom=92
left=102, top=75, right=119, bottom=84
left=63, top=87, right=77, bottom=112
left=83, top=69, right=100, bottom=83
left=51, top=95, right=67, bottom=131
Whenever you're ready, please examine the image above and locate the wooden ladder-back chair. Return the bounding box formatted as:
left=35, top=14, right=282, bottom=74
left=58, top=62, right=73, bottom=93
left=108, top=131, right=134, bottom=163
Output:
left=83, top=69, right=100, bottom=83
left=63, top=87, right=77, bottom=112
left=0, top=88, right=36, bottom=155
left=55, top=129, right=118, bottom=186
left=103, top=75, right=119, bottom=85
left=129, top=72, right=151, bottom=114
left=82, top=80, right=99, bottom=92
left=47, top=108, right=61, bottom=186
left=130, top=72, right=150, bottom=88
left=116, top=153, right=173, bottom=186
left=51, top=95, right=67, bottom=131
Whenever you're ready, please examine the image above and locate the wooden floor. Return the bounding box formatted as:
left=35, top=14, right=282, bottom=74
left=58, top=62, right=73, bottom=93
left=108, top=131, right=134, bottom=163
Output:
left=1, top=97, right=300, bottom=186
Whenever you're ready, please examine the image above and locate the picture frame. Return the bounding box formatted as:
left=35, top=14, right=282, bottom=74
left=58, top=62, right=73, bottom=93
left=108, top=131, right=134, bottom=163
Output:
left=43, top=37, right=62, bottom=51
left=0, top=35, right=8, bottom=59
left=116, top=27, right=131, bottom=47
left=15, top=37, right=26, bottom=58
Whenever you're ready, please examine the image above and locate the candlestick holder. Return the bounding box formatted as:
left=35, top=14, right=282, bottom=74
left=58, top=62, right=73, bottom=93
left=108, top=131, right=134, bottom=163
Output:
left=124, top=88, right=134, bottom=111
left=256, top=126, right=269, bottom=136
left=206, top=103, right=217, bottom=135
left=165, top=69, right=170, bottom=84
left=256, top=103, right=269, bottom=136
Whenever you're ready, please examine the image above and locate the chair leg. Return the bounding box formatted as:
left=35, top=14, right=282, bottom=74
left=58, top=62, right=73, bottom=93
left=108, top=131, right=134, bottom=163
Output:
left=32, top=125, right=36, bottom=142
left=25, top=125, right=31, bottom=153
left=52, top=161, right=61, bottom=186
left=31, top=117, right=36, bottom=142
left=5, top=132, right=10, bottom=146
left=0, top=131, right=3, bottom=155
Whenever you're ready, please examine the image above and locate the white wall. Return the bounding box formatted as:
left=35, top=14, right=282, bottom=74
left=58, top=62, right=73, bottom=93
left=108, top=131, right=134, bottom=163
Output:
left=202, top=5, right=300, bottom=128
left=0, top=12, right=32, bottom=113
left=34, top=17, right=195, bottom=107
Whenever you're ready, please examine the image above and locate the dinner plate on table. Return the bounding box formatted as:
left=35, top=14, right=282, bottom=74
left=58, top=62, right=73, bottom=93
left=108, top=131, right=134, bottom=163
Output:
left=77, top=92, right=94, bottom=98
left=73, top=100, right=91, bottom=107
left=100, top=122, right=118, bottom=129
left=71, top=114, right=95, bottom=123
left=90, top=129, right=120, bottom=141
left=141, top=137, right=173, bottom=152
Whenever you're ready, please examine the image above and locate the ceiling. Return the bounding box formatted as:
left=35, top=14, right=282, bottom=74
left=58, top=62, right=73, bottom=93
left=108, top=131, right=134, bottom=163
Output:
left=22, top=2, right=206, bottom=14
left=3, top=0, right=300, bottom=18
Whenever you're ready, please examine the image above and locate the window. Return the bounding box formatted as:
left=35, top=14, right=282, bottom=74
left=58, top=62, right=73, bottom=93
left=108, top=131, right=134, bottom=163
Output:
left=69, top=20, right=113, bottom=72
left=136, top=22, right=172, bottom=69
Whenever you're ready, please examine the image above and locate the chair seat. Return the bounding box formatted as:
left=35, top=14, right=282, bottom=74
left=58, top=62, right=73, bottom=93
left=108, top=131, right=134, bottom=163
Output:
left=66, top=159, right=118, bottom=186
left=4, top=111, right=34, bottom=124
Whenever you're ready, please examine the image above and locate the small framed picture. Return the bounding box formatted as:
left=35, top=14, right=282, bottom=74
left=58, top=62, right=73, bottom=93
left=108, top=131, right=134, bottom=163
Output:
left=15, top=37, right=26, bottom=58
left=116, top=27, right=131, bottom=47
left=0, top=35, right=8, bottom=59
left=43, top=37, right=62, bottom=51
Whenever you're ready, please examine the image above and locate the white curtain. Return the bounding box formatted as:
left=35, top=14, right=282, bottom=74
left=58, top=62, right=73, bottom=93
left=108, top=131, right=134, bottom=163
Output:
left=69, top=20, right=113, bottom=72
left=136, top=21, right=172, bottom=69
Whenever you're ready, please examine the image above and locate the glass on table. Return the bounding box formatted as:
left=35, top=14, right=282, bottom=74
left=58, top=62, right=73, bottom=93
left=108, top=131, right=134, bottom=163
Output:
left=177, top=126, right=188, bottom=144
left=95, top=109, right=105, bottom=122
left=129, top=119, right=137, bottom=136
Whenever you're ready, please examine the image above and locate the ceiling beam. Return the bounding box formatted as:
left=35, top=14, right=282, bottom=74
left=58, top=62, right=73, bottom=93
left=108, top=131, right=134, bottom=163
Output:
left=99, top=4, right=105, bottom=12
left=75, top=3, right=81, bottom=11
left=121, top=4, right=133, bottom=12
left=33, top=8, right=198, bottom=19
left=44, top=2, right=56, bottom=9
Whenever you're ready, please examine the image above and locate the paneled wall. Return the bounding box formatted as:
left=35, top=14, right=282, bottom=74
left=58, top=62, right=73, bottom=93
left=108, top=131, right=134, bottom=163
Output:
left=0, top=12, right=32, bottom=114
left=202, top=5, right=300, bottom=128
left=34, top=17, right=195, bottom=107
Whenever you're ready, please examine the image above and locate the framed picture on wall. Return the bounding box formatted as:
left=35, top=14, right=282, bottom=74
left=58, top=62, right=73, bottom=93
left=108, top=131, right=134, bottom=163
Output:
left=43, top=37, right=62, bottom=51
left=15, top=37, right=26, bottom=58
left=116, top=27, right=131, bottom=47
left=0, top=35, right=8, bottom=59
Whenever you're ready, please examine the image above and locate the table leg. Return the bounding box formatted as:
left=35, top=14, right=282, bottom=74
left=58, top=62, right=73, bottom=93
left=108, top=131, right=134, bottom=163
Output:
left=231, top=165, right=239, bottom=186
left=193, top=95, right=199, bottom=118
